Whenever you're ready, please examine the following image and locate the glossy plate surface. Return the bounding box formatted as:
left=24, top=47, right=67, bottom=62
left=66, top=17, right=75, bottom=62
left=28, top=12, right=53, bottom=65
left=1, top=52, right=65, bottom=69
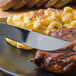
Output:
left=0, top=36, right=73, bottom=76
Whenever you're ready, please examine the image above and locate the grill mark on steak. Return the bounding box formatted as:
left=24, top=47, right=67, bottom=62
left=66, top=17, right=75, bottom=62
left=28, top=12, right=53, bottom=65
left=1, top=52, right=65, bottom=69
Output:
left=57, top=53, right=76, bottom=62
left=56, top=28, right=76, bottom=36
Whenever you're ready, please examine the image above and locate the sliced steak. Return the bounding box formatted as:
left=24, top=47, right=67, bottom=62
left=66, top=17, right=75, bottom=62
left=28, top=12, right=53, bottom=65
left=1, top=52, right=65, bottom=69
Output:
left=31, top=28, right=76, bottom=74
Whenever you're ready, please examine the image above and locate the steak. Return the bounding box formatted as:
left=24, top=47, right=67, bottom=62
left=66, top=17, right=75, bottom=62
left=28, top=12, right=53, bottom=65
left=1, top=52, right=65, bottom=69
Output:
left=31, top=28, right=76, bottom=74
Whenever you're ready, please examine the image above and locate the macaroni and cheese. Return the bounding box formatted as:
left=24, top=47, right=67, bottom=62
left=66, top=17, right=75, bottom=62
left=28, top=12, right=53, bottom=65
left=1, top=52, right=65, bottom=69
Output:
left=6, top=7, right=76, bottom=50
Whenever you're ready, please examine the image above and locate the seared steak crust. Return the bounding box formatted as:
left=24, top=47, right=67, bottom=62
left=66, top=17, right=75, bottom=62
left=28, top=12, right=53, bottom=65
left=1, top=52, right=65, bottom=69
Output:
left=49, top=28, right=76, bottom=50
left=31, top=28, right=76, bottom=74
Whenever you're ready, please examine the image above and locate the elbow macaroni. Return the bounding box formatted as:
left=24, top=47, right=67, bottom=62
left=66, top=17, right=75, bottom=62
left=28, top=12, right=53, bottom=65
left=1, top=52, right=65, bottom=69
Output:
left=47, top=21, right=62, bottom=30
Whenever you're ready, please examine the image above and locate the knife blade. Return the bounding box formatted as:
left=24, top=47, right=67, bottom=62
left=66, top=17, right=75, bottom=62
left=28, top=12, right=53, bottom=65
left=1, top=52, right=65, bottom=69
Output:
left=0, top=22, right=72, bottom=52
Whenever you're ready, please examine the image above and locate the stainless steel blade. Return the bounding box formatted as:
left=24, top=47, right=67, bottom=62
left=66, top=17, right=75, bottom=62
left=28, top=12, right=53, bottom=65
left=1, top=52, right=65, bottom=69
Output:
left=0, top=22, right=72, bottom=52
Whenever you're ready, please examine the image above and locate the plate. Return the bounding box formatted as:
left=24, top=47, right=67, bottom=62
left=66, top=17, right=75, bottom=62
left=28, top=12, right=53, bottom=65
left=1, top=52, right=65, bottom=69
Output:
left=0, top=36, right=63, bottom=76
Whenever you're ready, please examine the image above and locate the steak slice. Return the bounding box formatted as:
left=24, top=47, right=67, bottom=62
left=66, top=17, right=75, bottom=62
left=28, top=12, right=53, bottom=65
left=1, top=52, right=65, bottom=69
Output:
left=36, top=0, right=47, bottom=7
left=44, top=0, right=59, bottom=8
left=26, top=0, right=40, bottom=8
left=0, top=0, right=17, bottom=10
left=31, top=28, right=76, bottom=74
left=49, top=28, right=76, bottom=50
left=12, top=0, right=27, bottom=10
left=53, top=0, right=71, bottom=8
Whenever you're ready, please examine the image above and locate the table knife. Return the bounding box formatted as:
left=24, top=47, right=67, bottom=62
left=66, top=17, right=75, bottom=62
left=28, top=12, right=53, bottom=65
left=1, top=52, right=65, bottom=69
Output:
left=0, top=22, right=72, bottom=52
